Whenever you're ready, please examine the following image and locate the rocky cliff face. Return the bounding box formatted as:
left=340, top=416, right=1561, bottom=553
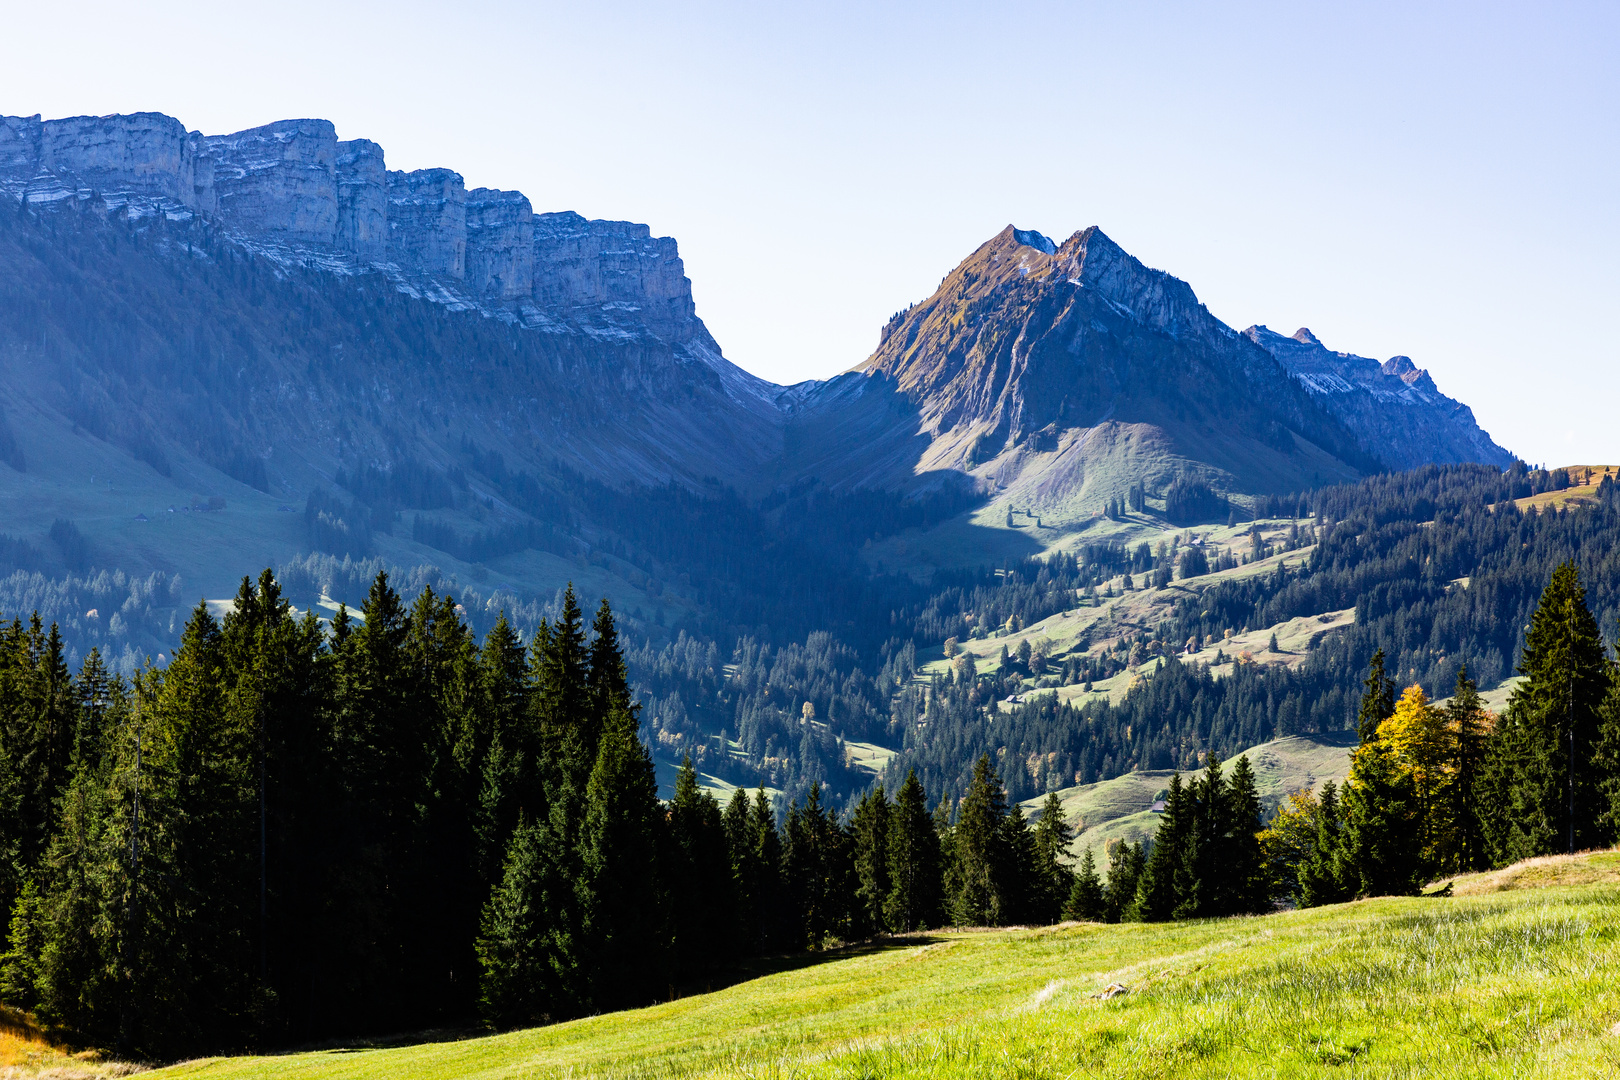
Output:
left=204, top=119, right=340, bottom=246
left=0, top=111, right=737, bottom=371
left=1243, top=326, right=1513, bottom=470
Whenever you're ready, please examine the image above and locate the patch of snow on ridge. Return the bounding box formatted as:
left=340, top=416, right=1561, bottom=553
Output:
left=1297, top=373, right=1355, bottom=394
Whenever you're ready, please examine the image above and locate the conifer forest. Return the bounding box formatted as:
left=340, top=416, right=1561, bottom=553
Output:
left=0, top=463, right=1615, bottom=1057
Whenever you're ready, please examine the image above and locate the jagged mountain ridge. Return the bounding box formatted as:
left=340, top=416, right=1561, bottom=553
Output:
left=780, top=226, right=1370, bottom=524
left=0, top=108, right=1516, bottom=617
left=1244, top=325, right=1512, bottom=471
left=779, top=225, right=1512, bottom=524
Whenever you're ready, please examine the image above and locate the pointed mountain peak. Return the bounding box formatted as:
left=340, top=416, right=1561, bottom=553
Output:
left=1292, top=327, right=1322, bottom=346
left=1382, top=355, right=1417, bottom=376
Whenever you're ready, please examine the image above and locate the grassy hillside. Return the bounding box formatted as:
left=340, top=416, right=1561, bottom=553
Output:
left=150, top=851, right=1620, bottom=1080
left=1022, top=730, right=1358, bottom=860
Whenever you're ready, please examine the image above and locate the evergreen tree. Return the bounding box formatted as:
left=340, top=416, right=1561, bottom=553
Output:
left=475, top=817, right=553, bottom=1029
left=1063, top=848, right=1105, bottom=921
left=783, top=783, right=849, bottom=949
left=580, top=701, right=668, bottom=1010
left=1000, top=802, right=1036, bottom=925
left=474, top=613, right=533, bottom=892
left=722, top=788, right=764, bottom=951
left=1222, top=754, right=1268, bottom=914
left=1335, top=737, right=1422, bottom=897
left=1297, top=781, right=1350, bottom=907
left=1447, top=667, right=1492, bottom=873
left=1103, top=840, right=1144, bottom=924
left=947, top=755, right=1015, bottom=925
left=850, top=783, right=891, bottom=937
left=25, top=651, right=122, bottom=1042
left=883, top=770, right=941, bottom=932
left=1487, top=562, right=1611, bottom=860
left=667, top=756, right=730, bottom=978
left=1030, top=792, right=1075, bottom=924
left=1131, top=774, right=1186, bottom=921
left=1357, top=649, right=1396, bottom=744
left=747, top=787, right=785, bottom=951
left=1174, top=755, right=1223, bottom=919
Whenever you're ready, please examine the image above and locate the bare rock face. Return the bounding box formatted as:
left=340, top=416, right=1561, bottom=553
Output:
left=0, top=111, right=726, bottom=358
left=0, top=115, right=38, bottom=173
left=0, top=112, right=210, bottom=211
left=465, top=188, right=533, bottom=299
left=335, top=139, right=387, bottom=261
left=1243, top=325, right=1512, bottom=470
left=533, top=211, right=706, bottom=344
left=387, top=168, right=466, bottom=278
left=203, top=119, right=339, bottom=246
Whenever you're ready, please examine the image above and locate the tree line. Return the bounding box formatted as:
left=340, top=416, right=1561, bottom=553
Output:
left=0, top=570, right=1125, bottom=1059
left=1262, top=560, right=1620, bottom=902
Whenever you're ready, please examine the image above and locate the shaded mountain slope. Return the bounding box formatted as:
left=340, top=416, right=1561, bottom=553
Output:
left=1245, top=324, right=1513, bottom=471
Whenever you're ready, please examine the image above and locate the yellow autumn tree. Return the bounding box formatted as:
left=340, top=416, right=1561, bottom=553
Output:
left=1377, top=684, right=1456, bottom=864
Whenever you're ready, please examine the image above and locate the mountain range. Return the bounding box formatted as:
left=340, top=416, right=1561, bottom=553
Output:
left=0, top=109, right=1514, bottom=657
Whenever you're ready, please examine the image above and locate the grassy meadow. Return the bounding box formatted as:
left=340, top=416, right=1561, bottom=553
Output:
left=147, top=851, right=1620, bottom=1080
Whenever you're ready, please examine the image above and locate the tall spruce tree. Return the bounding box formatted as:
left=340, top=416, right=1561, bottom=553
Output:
left=1104, top=840, right=1145, bottom=924
left=722, top=788, right=764, bottom=951
left=1487, top=562, right=1611, bottom=860
left=883, top=769, right=941, bottom=932
left=667, top=756, right=730, bottom=977
left=1174, top=755, right=1223, bottom=919
left=849, top=783, right=891, bottom=937
left=1446, top=667, right=1492, bottom=873
left=1297, top=781, right=1350, bottom=907
left=580, top=698, right=668, bottom=1010
left=1131, top=774, right=1187, bottom=922
left=1222, top=755, right=1269, bottom=914
left=1357, top=648, right=1397, bottom=744
left=947, top=755, right=1015, bottom=926
left=1063, top=848, right=1105, bottom=921
left=1030, top=792, right=1075, bottom=924
left=747, top=787, right=785, bottom=951
left=783, top=783, right=849, bottom=949
left=1335, top=737, right=1422, bottom=897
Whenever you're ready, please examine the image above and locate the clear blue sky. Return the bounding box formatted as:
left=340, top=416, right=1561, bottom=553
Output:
left=3, top=1, right=1615, bottom=464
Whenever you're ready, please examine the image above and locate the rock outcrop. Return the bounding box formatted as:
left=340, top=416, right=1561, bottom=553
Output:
left=386, top=167, right=466, bottom=278
left=466, top=188, right=533, bottom=299
left=1243, top=326, right=1513, bottom=470
left=0, top=110, right=730, bottom=362
left=335, top=139, right=387, bottom=261
left=204, top=119, right=339, bottom=246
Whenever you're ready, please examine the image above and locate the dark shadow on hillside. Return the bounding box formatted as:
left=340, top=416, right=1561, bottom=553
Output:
left=1302, top=729, right=1360, bottom=749
left=262, top=935, right=952, bottom=1057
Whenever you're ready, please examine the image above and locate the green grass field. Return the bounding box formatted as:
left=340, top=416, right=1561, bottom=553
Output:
left=151, top=852, right=1620, bottom=1080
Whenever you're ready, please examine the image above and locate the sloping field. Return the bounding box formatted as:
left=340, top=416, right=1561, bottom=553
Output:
left=1027, top=730, right=1357, bottom=859
left=154, top=852, right=1620, bottom=1080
